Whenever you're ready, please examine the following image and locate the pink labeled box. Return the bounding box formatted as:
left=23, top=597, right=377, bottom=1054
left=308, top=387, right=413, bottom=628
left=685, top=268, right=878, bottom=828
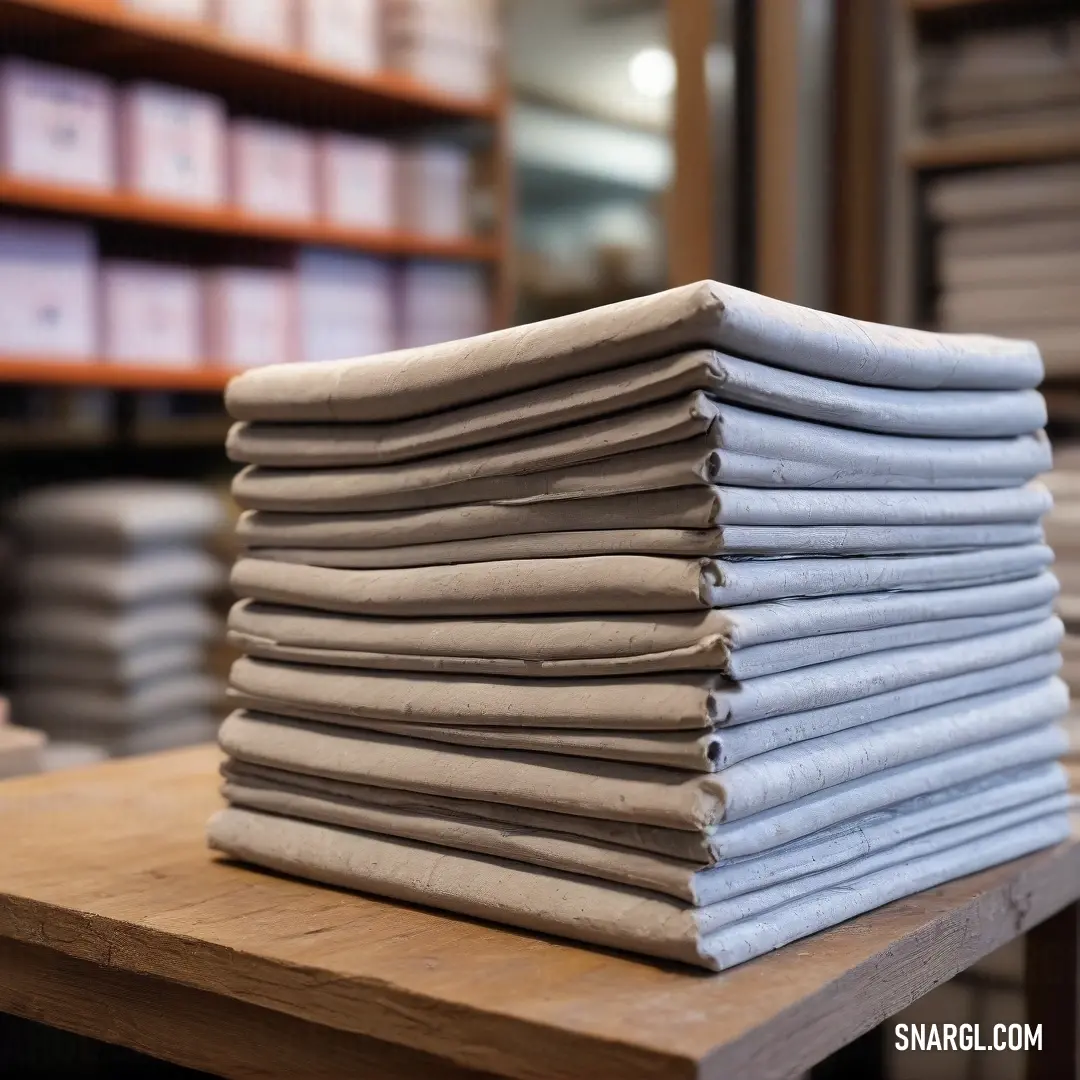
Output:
left=296, top=248, right=393, bottom=362
left=398, top=143, right=471, bottom=238
left=120, top=83, right=226, bottom=205
left=122, top=0, right=210, bottom=21
left=211, top=0, right=295, bottom=49
left=204, top=267, right=296, bottom=368
left=316, top=133, right=396, bottom=230
left=298, top=0, right=381, bottom=74
left=101, top=260, right=203, bottom=367
left=0, top=217, right=97, bottom=359
left=398, top=260, right=488, bottom=349
left=0, top=58, right=116, bottom=190
left=387, top=40, right=493, bottom=100
left=230, top=119, right=316, bottom=220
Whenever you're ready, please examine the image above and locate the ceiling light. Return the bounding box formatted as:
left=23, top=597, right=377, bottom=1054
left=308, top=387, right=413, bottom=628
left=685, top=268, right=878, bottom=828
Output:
left=628, top=47, right=675, bottom=99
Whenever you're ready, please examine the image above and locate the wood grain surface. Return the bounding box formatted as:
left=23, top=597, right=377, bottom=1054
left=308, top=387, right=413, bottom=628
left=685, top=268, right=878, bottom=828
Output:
left=1, top=746, right=1078, bottom=1080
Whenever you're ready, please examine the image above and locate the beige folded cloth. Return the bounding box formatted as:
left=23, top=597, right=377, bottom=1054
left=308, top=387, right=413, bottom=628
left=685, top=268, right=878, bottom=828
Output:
left=40, top=714, right=219, bottom=757
left=16, top=550, right=224, bottom=606
left=228, top=580, right=1056, bottom=678
left=228, top=574, right=1058, bottom=668
left=225, top=653, right=1060, bottom=772
left=224, top=280, right=1042, bottom=424
left=227, top=350, right=1047, bottom=468
left=221, top=725, right=1067, bottom=865
left=207, top=804, right=1067, bottom=970
left=220, top=760, right=1065, bottom=903
left=230, top=398, right=1050, bottom=510
left=231, top=544, right=1054, bottom=616
left=7, top=480, right=224, bottom=551
left=227, top=618, right=1063, bottom=732
left=236, top=484, right=1053, bottom=550
left=3, top=603, right=220, bottom=653
left=5, top=642, right=204, bottom=688
left=12, top=674, right=222, bottom=728
left=248, top=521, right=1045, bottom=568
left=217, top=679, right=1067, bottom=829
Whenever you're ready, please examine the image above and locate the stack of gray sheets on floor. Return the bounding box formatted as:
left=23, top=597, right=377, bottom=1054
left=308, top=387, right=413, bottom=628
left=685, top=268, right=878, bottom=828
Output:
left=209, top=280, right=1072, bottom=971
left=4, top=481, right=226, bottom=759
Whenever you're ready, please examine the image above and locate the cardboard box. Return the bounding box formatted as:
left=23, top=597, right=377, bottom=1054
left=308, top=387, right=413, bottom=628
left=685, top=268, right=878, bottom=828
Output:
left=398, top=142, right=471, bottom=238
left=120, top=82, right=226, bottom=205
left=211, top=0, right=295, bottom=49
left=101, top=260, right=203, bottom=366
left=230, top=119, right=316, bottom=220
left=204, top=267, right=296, bottom=367
left=296, top=248, right=393, bottom=362
left=317, top=133, right=396, bottom=229
left=0, top=58, right=116, bottom=189
left=398, top=260, right=488, bottom=348
left=122, top=0, right=210, bottom=21
left=297, top=0, right=380, bottom=74
left=0, top=218, right=96, bottom=358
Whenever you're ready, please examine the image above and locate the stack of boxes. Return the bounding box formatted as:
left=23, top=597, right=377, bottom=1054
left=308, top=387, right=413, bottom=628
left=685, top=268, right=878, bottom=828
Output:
left=3, top=481, right=226, bottom=760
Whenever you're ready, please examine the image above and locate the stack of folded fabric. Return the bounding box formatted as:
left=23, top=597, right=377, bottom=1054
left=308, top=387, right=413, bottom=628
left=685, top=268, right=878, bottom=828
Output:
left=208, top=280, right=1071, bottom=971
left=5, top=481, right=226, bottom=759
left=1043, top=444, right=1080, bottom=784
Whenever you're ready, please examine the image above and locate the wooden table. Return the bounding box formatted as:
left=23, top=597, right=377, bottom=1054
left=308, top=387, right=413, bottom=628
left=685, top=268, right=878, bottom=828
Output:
left=1, top=746, right=1079, bottom=1080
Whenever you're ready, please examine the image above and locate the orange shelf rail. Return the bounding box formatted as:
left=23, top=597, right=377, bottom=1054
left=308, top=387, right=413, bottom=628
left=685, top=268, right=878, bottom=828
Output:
left=0, top=177, right=500, bottom=261
left=0, top=358, right=237, bottom=393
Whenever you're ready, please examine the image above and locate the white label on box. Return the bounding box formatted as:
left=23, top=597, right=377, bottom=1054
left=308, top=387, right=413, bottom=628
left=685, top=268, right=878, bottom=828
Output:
left=212, top=0, right=294, bottom=50
left=299, top=0, right=380, bottom=73
left=298, top=248, right=393, bottom=361
left=121, top=83, right=226, bottom=205
left=231, top=120, right=315, bottom=220
left=102, top=261, right=203, bottom=366
left=317, top=134, right=396, bottom=229
left=205, top=267, right=295, bottom=367
left=0, top=59, right=116, bottom=189
left=0, top=218, right=97, bottom=358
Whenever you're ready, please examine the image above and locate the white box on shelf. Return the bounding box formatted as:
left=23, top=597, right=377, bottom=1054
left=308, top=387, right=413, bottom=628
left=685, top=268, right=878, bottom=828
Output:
left=0, top=59, right=116, bottom=189
left=297, top=0, right=380, bottom=74
left=230, top=119, right=316, bottom=220
left=101, top=260, right=203, bottom=366
left=398, top=260, right=488, bottom=348
left=296, top=248, right=393, bottom=362
left=398, top=142, right=471, bottom=238
left=384, top=0, right=498, bottom=52
left=0, top=218, right=96, bottom=359
left=204, top=267, right=296, bottom=368
left=317, top=133, right=396, bottom=229
left=211, top=0, right=295, bottom=49
left=120, top=83, right=226, bottom=205
left=122, top=0, right=210, bottom=20
left=387, top=40, right=492, bottom=99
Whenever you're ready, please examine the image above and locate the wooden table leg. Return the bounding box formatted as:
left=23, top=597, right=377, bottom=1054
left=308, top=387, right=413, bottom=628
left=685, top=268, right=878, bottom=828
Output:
left=1025, top=900, right=1080, bottom=1080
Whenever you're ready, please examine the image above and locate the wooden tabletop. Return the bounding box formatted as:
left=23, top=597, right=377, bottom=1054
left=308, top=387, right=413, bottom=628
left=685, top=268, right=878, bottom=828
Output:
left=1, top=746, right=1079, bottom=1080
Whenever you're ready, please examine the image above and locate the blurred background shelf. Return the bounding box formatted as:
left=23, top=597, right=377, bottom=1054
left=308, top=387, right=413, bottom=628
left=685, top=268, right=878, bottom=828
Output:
left=0, top=358, right=235, bottom=391
left=0, top=177, right=501, bottom=260
left=0, top=0, right=498, bottom=123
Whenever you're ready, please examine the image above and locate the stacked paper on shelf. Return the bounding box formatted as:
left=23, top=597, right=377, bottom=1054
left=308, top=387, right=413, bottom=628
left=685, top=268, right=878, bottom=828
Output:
left=4, top=481, right=226, bottom=761
left=210, top=280, right=1070, bottom=971
left=928, top=162, right=1080, bottom=378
